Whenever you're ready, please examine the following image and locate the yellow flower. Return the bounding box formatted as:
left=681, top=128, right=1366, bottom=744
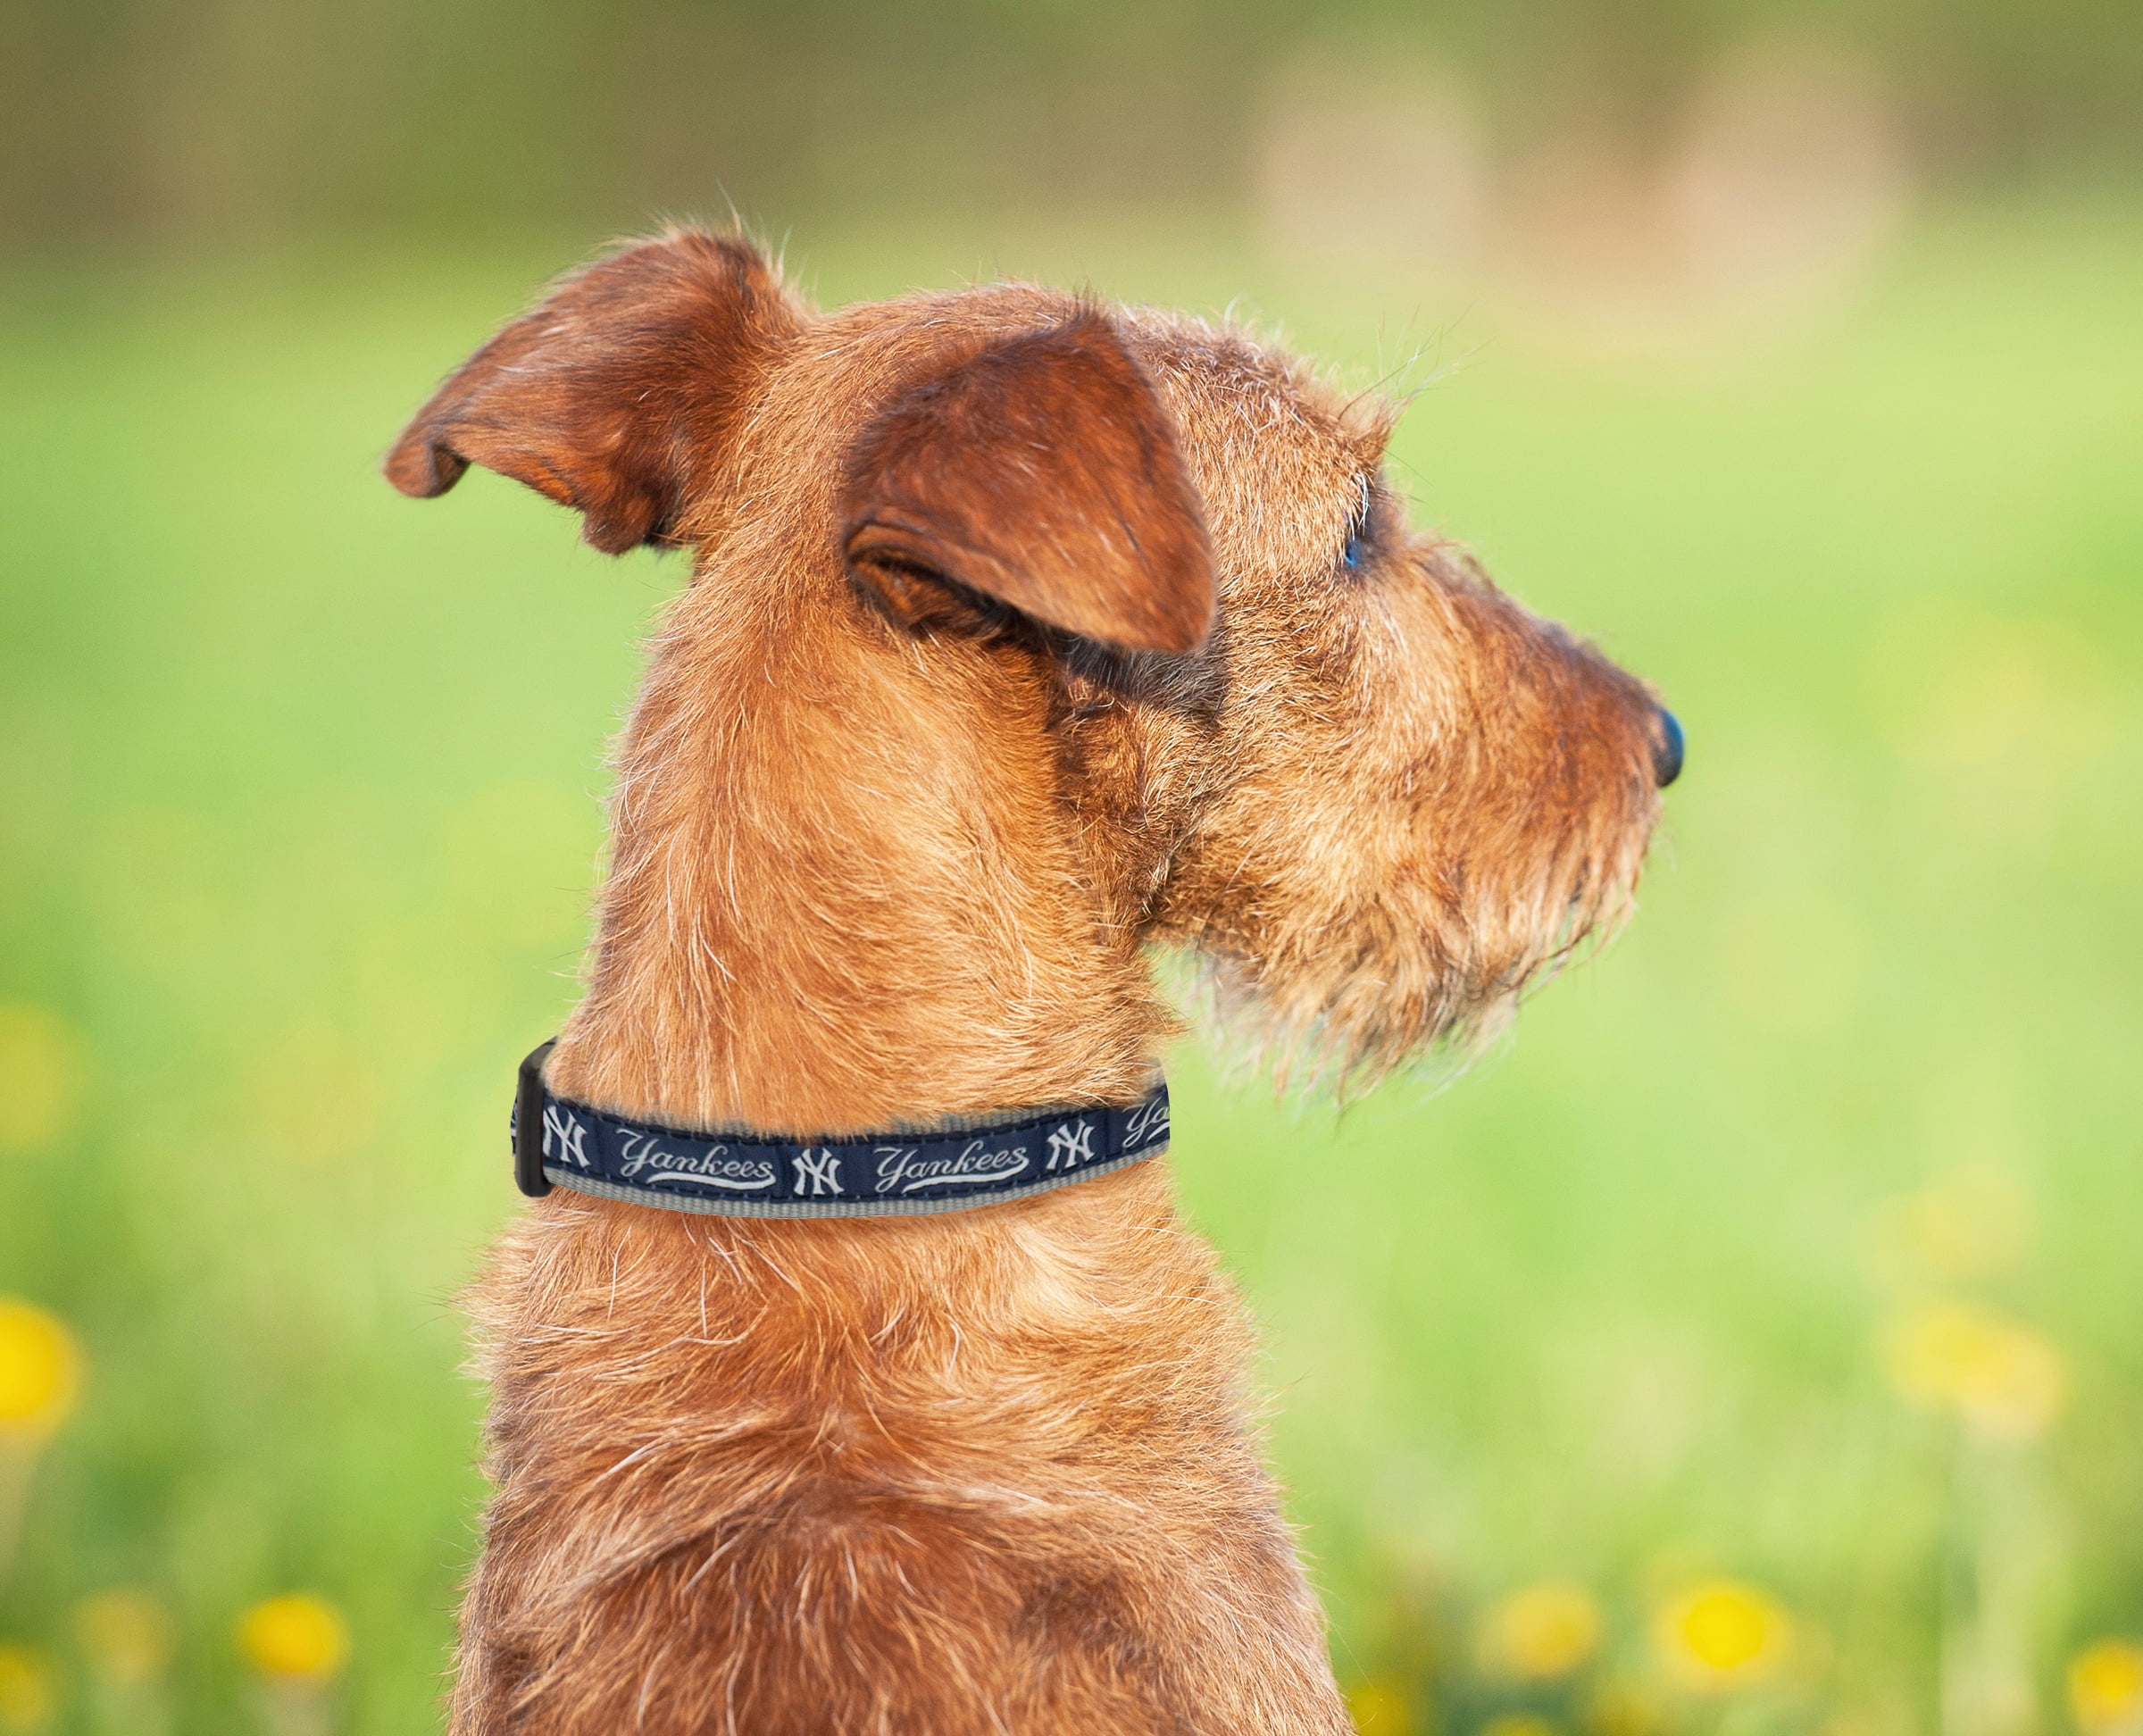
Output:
left=1585, top=1680, right=1661, bottom=1736
left=75, top=1587, right=174, bottom=1685
left=2070, top=1640, right=2143, bottom=1736
left=249, top=1025, right=385, bottom=1166
left=1347, top=1675, right=1414, bottom=1736
left=1480, top=1582, right=1604, bottom=1679
left=1654, top=1580, right=1792, bottom=1689
left=0, top=1005, right=86, bottom=1153
left=238, top=1595, right=348, bottom=1682
left=1877, top=1165, right=2032, bottom=1283
left=1882, top=1299, right=2064, bottom=1443
left=0, top=1646, right=56, bottom=1733
left=0, top=1300, right=80, bottom=1440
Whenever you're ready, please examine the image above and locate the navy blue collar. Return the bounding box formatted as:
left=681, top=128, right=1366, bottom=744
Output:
left=510, top=1041, right=1171, bottom=1219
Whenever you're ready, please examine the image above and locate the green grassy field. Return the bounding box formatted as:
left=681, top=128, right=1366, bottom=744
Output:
left=2, top=199, right=2139, bottom=1735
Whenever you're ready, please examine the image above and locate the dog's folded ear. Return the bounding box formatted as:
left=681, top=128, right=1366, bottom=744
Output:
left=840, top=312, right=1215, bottom=655
left=384, top=230, right=796, bottom=554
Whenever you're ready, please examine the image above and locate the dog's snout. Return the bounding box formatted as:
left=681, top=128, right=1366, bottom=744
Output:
left=1652, top=708, right=1685, bottom=788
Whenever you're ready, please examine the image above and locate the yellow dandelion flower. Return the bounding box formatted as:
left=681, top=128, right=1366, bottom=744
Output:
left=75, top=1587, right=174, bottom=1685
left=2070, top=1639, right=2143, bottom=1736
left=1347, top=1676, right=1415, bottom=1736
left=0, top=1300, right=80, bottom=1440
left=1483, top=1716, right=1559, bottom=1736
left=0, top=1645, right=56, bottom=1733
left=250, top=1023, right=389, bottom=1167
left=1903, top=1166, right=2032, bottom=1281
left=1654, top=1580, right=1792, bottom=1689
left=1882, top=1299, right=2064, bottom=1443
left=1481, top=1582, right=1604, bottom=1679
left=238, top=1595, right=348, bottom=1682
left=1585, top=1679, right=1661, bottom=1736
left=0, top=1005, right=86, bottom=1154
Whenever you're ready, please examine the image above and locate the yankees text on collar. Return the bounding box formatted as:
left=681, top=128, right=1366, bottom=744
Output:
left=509, top=1041, right=1172, bottom=1220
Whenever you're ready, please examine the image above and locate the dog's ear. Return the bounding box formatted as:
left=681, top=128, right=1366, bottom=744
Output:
left=840, top=312, right=1215, bottom=655
left=385, top=230, right=796, bottom=554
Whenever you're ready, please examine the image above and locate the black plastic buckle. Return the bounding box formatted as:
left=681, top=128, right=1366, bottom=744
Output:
left=513, top=1039, right=558, bottom=1198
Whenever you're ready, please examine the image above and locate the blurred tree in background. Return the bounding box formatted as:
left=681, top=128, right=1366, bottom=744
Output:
left=3, top=0, right=2139, bottom=254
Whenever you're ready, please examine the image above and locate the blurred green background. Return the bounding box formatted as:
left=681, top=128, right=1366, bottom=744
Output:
left=3, top=2, right=2141, bottom=1733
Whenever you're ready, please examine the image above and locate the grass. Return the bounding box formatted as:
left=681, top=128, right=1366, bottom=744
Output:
left=1, top=196, right=2139, bottom=1735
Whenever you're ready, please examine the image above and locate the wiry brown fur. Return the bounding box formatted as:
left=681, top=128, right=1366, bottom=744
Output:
left=387, top=228, right=1672, bottom=1735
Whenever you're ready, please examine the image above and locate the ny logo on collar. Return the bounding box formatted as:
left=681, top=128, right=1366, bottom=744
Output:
left=510, top=1042, right=1171, bottom=1220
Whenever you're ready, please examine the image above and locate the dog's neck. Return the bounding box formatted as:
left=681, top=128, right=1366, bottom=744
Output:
left=544, top=545, right=1174, bottom=1139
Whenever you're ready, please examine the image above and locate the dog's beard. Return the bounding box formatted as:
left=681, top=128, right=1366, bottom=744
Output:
left=1165, top=822, right=1649, bottom=1102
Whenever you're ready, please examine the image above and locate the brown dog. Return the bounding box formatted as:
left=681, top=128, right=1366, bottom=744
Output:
left=387, top=229, right=1676, bottom=1736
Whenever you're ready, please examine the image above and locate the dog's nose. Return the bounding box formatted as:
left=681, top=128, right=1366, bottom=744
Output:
left=1653, top=709, right=1685, bottom=788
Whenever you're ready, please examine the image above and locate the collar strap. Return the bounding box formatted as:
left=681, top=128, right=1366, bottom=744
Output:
left=509, top=1041, right=1171, bottom=1219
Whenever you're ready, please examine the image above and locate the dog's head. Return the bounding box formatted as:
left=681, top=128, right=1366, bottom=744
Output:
left=388, top=230, right=1674, bottom=1122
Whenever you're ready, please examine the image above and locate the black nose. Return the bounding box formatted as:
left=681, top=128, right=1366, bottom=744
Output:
left=1653, top=709, right=1685, bottom=788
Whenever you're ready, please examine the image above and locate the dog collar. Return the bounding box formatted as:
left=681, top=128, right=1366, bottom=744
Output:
left=509, top=1041, right=1171, bottom=1219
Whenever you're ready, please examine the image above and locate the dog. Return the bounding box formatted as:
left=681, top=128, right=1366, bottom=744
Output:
left=386, top=228, right=1679, bottom=1736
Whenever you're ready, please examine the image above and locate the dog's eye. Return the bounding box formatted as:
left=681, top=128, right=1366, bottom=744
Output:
left=1340, top=480, right=1373, bottom=572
